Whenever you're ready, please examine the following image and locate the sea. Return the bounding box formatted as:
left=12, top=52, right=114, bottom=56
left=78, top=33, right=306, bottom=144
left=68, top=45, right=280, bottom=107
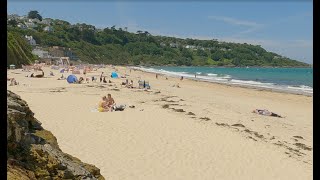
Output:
left=133, top=66, right=313, bottom=96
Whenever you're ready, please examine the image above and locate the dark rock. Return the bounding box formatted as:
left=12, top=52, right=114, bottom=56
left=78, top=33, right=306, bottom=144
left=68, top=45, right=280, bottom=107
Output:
left=7, top=90, right=105, bottom=180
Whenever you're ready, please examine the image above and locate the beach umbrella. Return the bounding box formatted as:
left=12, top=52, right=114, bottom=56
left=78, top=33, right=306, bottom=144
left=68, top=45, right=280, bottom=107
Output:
left=67, top=74, right=78, bottom=83
left=111, top=72, right=118, bottom=78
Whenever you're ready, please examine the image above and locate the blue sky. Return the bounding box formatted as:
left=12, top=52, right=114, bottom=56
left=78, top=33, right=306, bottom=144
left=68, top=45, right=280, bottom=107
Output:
left=8, top=0, right=313, bottom=64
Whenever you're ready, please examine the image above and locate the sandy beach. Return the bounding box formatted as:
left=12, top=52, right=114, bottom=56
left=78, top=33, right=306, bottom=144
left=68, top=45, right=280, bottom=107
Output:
left=7, top=66, right=313, bottom=179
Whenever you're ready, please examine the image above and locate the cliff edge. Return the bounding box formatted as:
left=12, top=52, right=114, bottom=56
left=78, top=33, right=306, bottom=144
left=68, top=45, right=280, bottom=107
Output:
left=7, top=90, right=104, bottom=180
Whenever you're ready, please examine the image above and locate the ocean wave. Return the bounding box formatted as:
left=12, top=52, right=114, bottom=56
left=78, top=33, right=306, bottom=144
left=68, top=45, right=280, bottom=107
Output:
left=207, top=73, right=217, bottom=76
left=134, top=66, right=313, bottom=95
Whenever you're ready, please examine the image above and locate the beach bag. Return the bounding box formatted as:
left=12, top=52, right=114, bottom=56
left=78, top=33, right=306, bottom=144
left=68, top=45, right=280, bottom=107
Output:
left=113, top=104, right=126, bottom=111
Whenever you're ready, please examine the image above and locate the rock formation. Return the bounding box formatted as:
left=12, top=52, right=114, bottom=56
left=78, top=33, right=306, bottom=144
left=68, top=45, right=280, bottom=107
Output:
left=7, top=90, right=104, bottom=180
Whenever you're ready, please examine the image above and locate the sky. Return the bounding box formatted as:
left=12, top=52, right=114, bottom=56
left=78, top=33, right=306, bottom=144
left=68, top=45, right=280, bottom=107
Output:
left=8, top=0, right=313, bottom=64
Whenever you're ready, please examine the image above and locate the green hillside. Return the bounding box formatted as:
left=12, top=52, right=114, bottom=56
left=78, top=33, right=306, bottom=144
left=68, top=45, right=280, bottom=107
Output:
left=7, top=31, right=36, bottom=67
left=7, top=17, right=310, bottom=67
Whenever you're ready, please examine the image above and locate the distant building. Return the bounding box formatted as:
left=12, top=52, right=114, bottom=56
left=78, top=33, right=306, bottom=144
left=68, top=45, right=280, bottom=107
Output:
left=25, top=35, right=37, bottom=46
left=17, top=23, right=27, bottom=29
left=43, top=26, right=54, bottom=32
left=40, top=18, right=53, bottom=25
left=25, top=22, right=37, bottom=28
left=48, top=46, right=78, bottom=60
left=185, top=45, right=196, bottom=49
left=49, top=46, right=65, bottom=57
left=28, top=18, right=40, bottom=23
left=160, top=42, right=166, bottom=47
left=169, top=43, right=179, bottom=48
left=18, top=15, right=28, bottom=21
left=32, top=48, right=50, bottom=58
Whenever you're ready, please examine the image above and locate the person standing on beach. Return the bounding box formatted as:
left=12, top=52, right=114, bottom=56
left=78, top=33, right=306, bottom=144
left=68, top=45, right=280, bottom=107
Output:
left=156, top=74, right=158, bottom=79
left=180, top=76, right=184, bottom=81
left=195, top=74, right=197, bottom=78
left=100, top=72, right=104, bottom=82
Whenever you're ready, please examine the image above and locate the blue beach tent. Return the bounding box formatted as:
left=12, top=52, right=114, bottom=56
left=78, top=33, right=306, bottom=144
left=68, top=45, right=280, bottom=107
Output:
left=67, top=75, right=78, bottom=83
left=111, top=72, right=118, bottom=78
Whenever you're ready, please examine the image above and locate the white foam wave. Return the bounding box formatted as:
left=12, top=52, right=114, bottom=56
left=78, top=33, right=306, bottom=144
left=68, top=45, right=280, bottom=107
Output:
left=207, top=73, right=217, bottom=76
left=133, top=66, right=313, bottom=95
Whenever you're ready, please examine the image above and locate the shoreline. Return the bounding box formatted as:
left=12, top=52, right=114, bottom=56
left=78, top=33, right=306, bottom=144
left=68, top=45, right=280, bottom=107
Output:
left=132, top=66, right=313, bottom=97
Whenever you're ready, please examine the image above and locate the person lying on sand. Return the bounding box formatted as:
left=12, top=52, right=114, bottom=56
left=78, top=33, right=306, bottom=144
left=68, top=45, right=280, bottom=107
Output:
left=252, top=109, right=283, bottom=118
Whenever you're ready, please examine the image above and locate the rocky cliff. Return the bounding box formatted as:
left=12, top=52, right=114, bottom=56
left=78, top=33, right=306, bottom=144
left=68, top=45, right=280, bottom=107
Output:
left=7, top=90, right=104, bottom=180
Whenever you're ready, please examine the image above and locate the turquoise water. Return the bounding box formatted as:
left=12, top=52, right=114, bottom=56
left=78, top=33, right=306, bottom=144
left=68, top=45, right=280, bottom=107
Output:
left=135, top=66, right=313, bottom=95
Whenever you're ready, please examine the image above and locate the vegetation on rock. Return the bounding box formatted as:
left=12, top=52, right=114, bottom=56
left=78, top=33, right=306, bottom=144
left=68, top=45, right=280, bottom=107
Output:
left=7, top=31, right=37, bottom=67
left=7, top=91, right=105, bottom=180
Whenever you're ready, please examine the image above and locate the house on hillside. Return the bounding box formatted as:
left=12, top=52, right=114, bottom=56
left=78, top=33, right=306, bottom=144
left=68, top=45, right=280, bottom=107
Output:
left=48, top=46, right=65, bottom=57
left=43, top=26, right=54, bottom=32
left=48, top=46, right=78, bottom=60
left=25, top=35, right=37, bottom=46
left=32, top=48, right=50, bottom=58
left=40, top=18, right=53, bottom=25
left=17, top=23, right=27, bottom=29
left=170, top=43, right=179, bottom=48
left=18, top=15, right=28, bottom=21
left=25, top=22, right=37, bottom=28
left=160, top=42, right=166, bottom=47
left=28, top=18, right=40, bottom=23
left=185, top=45, right=196, bottom=49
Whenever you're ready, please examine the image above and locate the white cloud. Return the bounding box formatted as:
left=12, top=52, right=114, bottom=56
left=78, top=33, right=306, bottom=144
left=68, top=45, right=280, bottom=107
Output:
left=208, top=15, right=264, bottom=34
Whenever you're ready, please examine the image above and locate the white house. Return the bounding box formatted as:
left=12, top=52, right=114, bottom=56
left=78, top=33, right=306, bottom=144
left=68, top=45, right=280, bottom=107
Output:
left=25, top=22, right=37, bottom=28
left=169, top=43, right=179, bottom=48
left=25, top=35, right=37, bottom=46
left=17, top=23, right=27, bottom=29
left=40, top=18, right=52, bottom=25
left=185, top=45, right=196, bottom=49
left=43, top=26, right=54, bottom=32
left=18, top=15, right=28, bottom=21
left=160, top=42, right=166, bottom=47
left=28, top=18, right=40, bottom=23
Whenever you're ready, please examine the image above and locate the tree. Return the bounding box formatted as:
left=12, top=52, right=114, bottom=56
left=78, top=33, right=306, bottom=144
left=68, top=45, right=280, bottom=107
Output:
left=28, top=10, right=42, bottom=21
left=8, top=19, right=18, bottom=27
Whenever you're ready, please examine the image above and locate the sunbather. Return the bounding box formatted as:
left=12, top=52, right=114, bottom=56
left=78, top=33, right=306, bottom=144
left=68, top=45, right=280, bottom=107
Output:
left=98, top=96, right=109, bottom=112
left=105, top=94, right=115, bottom=111
left=252, top=109, right=283, bottom=118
